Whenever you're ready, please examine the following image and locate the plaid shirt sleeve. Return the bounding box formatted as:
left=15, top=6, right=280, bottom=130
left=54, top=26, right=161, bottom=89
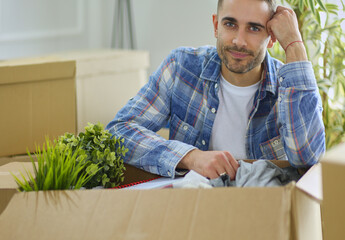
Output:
left=277, top=61, right=325, bottom=167
left=106, top=52, right=196, bottom=178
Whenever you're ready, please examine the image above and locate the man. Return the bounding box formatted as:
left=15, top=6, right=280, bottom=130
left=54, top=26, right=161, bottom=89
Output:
left=106, top=0, right=325, bottom=180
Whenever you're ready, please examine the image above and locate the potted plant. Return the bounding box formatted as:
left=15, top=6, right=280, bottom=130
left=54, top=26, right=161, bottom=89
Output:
left=13, top=123, right=127, bottom=191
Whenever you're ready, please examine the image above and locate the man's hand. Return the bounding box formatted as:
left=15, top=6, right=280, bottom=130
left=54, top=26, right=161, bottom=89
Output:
left=177, top=149, right=239, bottom=180
left=267, top=6, right=307, bottom=62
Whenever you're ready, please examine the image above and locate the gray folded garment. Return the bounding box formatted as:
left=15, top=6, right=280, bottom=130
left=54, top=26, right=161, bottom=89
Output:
left=210, top=160, right=302, bottom=188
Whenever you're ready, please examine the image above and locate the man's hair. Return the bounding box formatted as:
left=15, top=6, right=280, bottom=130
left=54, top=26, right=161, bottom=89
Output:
left=217, top=0, right=276, bottom=16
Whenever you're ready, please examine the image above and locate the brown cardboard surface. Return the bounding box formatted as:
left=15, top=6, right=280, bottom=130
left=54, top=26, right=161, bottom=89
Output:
left=291, top=187, right=322, bottom=240
left=0, top=162, right=36, bottom=189
left=0, top=160, right=158, bottom=189
left=321, top=143, right=345, bottom=166
left=0, top=160, right=158, bottom=215
left=0, top=58, right=76, bottom=157
left=0, top=159, right=321, bottom=240
left=52, top=49, right=149, bottom=76
left=51, top=50, right=150, bottom=133
left=0, top=161, right=35, bottom=215
left=0, top=50, right=150, bottom=156
left=157, top=128, right=169, bottom=140
left=0, top=154, right=35, bottom=166
left=0, top=187, right=292, bottom=240
left=321, top=143, right=345, bottom=240
left=296, top=163, right=323, bottom=201
left=0, top=57, right=75, bottom=84
left=0, top=189, right=17, bottom=215
left=122, top=163, right=159, bottom=185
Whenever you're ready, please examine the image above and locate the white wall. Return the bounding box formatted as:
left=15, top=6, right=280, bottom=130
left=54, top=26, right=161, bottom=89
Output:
left=0, top=0, right=114, bottom=59
left=132, top=0, right=217, bottom=74
left=0, top=0, right=218, bottom=75
left=2, top=0, right=342, bottom=75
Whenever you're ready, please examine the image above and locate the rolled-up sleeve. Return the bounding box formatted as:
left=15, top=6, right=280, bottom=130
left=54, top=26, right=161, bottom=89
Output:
left=106, top=52, right=196, bottom=178
left=277, top=61, right=326, bottom=167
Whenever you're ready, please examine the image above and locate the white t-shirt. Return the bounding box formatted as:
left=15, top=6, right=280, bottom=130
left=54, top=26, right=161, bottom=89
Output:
left=209, top=75, right=260, bottom=159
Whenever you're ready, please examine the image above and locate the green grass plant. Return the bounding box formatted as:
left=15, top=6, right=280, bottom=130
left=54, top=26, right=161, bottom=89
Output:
left=12, top=123, right=127, bottom=191
left=12, top=139, right=100, bottom=191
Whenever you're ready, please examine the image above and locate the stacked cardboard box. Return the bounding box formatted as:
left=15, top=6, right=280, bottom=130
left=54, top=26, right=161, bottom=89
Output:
left=54, top=49, right=168, bottom=138
left=0, top=58, right=76, bottom=158
left=0, top=50, right=150, bottom=158
left=51, top=50, right=149, bottom=133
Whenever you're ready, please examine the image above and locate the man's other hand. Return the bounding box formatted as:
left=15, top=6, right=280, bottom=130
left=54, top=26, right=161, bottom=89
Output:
left=267, top=6, right=307, bottom=62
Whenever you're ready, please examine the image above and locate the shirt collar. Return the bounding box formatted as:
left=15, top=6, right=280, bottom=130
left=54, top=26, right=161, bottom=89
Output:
left=259, top=52, right=280, bottom=98
left=200, top=49, right=221, bottom=82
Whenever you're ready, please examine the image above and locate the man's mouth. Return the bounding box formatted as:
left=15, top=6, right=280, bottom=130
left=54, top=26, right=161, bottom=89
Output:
left=228, top=50, right=249, bottom=59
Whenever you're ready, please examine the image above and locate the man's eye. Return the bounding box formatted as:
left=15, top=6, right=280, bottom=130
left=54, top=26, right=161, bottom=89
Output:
left=250, top=26, right=260, bottom=32
left=225, top=22, right=236, bottom=28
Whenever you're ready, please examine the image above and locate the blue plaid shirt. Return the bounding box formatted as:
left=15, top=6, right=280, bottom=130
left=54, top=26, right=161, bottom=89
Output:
left=106, top=46, right=325, bottom=178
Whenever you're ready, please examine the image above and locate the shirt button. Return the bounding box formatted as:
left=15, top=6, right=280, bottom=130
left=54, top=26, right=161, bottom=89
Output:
left=167, top=171, right=172, bottom=177
left=273, top=140, right=279, bottom=146
left=215, top=83, right=218, bottom=89
left=211, top=108, right=216, bottom=114
left=183, top=125, right=188, bottom=131
left=279, top=77, right=283, bottom=83
left=278, top=96, right=282, bottom=102
left=202, top=140, right=206, bottom=145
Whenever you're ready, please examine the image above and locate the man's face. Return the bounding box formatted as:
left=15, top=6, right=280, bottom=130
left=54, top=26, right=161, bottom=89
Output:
left=213, top=0, right=274, bottom=74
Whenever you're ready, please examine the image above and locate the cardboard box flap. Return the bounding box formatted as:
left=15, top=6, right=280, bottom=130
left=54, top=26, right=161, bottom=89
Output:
left=0, top=187, right=292, bottom=240
left=50, top=49, right=149, bottom=77
left=321, top=142, right=345, bottom=165
left=0, top=161, right=157, bottom=189
left=121, top=163, right=159, bottom=185
left=0, top=154, right=36, bottom=167
left=291, top=186, right=322, bottom=240
left=320, top=143, right=345, bottom=240
left=0, top=162, right=36, bottom=189
left=0, top=189, right=17, bottom=216
left=0, top=57, right=75, bottom=85
left=296, top=163, right=323, bottom=201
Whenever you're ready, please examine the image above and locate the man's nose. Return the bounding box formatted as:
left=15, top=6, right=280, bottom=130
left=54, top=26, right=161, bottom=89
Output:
left=232, top=29, right=247, bottom=48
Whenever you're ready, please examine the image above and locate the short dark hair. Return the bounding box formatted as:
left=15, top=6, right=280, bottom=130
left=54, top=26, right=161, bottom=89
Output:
left=217, top=0, right=276, bottom=16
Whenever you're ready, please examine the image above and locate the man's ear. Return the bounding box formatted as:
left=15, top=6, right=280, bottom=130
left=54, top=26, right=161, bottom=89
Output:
left=267, top=33, right=277, bottom=48
left=212, top=14, right=218, bottom=38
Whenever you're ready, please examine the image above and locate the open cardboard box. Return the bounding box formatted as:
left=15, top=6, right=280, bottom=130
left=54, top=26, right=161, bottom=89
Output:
left=0, top=156, right=322, bottom=240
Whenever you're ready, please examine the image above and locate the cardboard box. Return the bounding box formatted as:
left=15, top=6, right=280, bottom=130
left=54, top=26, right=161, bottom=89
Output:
left=0, top=159, right=322, bottom=240
left=52, top=50, right=150, bottom=133
left=0, top=58, right=76, bottom=157
left=0, top=49, right=150, bottom=158
left=0, top=154, right=37, bottom=167
left=0, top=159, right=158, bottom=216
left=321, top=143, right=345, bottom=240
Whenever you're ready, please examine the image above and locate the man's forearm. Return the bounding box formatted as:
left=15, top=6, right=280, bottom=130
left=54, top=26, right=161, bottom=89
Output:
left=285, top=42, right=308, bottom=63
